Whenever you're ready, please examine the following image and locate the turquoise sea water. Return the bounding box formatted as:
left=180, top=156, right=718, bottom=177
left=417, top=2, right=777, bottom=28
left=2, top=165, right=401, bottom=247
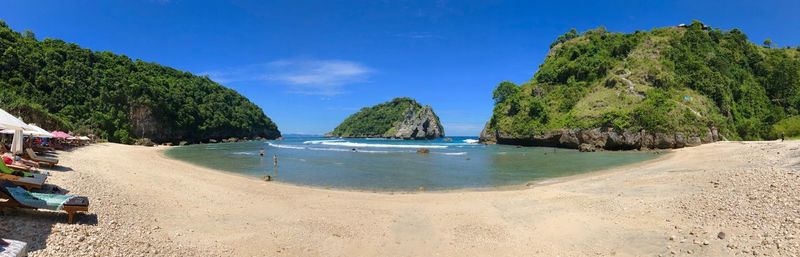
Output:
left=164, top=136, right=660, bottom=191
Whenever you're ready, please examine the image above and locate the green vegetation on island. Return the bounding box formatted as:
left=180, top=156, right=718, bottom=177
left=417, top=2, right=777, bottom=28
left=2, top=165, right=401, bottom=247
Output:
left=0, top=21, right=280, bottom=144
left=486, top=21, right=800, bottom=144
left=330, top=97, right=444, bottom=139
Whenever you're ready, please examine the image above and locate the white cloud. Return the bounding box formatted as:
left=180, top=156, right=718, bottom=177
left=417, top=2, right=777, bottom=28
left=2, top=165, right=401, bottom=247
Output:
left=203, top=58, right=373, bottom=96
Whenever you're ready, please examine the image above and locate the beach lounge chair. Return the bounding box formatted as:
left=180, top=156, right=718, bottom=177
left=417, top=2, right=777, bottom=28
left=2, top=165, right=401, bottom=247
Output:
left=0, top=238, right=28, bottom=257
left=0, top=181, right=89, bottom=223
left=24, top=149, right=58, bottom=167
left=5, top=163, right=32, bottom=172
left=32, top=145, right=55, bottom=154
left=0, top=162, right=46, bottom=190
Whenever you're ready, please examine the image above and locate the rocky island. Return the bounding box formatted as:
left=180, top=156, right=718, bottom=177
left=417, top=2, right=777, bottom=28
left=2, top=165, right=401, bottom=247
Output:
left=328, top=97, right=444, bottom=139
left=481, top=21, right=800, bottom=151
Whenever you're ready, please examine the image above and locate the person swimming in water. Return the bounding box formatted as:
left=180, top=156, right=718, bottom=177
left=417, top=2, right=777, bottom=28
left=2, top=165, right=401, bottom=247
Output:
left=259, top=147, right=265, bottom=157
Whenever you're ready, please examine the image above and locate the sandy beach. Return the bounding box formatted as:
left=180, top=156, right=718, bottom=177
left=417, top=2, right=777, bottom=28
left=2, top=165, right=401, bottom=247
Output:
left=1, top=141, right=799, bottom=256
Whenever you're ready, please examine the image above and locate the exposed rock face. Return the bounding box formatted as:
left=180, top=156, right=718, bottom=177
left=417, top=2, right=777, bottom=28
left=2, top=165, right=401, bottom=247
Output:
left=479, top=125, right=720, bottom=151
left=127, top=104, right=280, bottom=144
left=479, top=122, right=497, bottom=144
left=393, top=106, right=445, bottom=140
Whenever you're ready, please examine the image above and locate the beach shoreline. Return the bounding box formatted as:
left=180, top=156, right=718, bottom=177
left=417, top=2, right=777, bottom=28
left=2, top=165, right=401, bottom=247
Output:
left=1, top=141, right=798, bottom=256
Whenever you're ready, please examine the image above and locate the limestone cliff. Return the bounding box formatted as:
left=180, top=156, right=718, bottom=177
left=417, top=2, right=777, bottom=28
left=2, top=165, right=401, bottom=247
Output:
left=480, top=126, right=720, bottom=151
left=393, top=106, right=444, bottom=139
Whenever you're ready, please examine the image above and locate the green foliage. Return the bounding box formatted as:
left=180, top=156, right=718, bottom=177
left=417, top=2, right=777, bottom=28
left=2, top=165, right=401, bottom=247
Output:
left=536, top=28, right=641, bottom=85
left=631, top=90, right=675, bottom=132
left=664, top=21, right=798, bottom=139
left=488, top=23, right=800, bottom=140
left=549, top=28, right=578, bottom=49
left=330, top=97, right=420, bottom=137
left=492, top=81, right=519, bottom=104
left=771, top=116, right=800, bottom=139
left=0, top=21, right=280, bottom=143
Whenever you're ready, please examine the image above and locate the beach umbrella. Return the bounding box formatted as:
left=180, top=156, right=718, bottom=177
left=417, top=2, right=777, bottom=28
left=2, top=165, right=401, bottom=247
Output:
left=10, top=129, right=23, bottom=154
left=0, top=108, right=33, bottom=155
left=0, top=129, right=35, bottom=136
left=78, top=136, right=90, bottom=141
left=51, top=131, right=71, bottom=139
left=27, top=123, right=54, bottom=138
left=0, top=108, right=31, bottom=130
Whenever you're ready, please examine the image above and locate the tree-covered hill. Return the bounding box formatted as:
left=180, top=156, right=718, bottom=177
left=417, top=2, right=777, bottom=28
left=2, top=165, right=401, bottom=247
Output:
left=330, top=97, right=444, bottom=139
left=483, top=21, right=800, bottom=149
left=0, top=21, right=280, bottom=143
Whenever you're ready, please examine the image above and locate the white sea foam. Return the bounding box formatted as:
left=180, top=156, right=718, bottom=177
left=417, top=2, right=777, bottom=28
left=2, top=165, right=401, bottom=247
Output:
left=267, top=143, right=307, bottom=150
left=231, top=151, right=256, bottom=155
left=462, top=139, right=479, bottom=144
left=269, top=142, right=404, bottom=153
left=316, top=141, right=448, bottom=149
left=303, top=139, right=345, bottom=144
left=437, top=152, right=467, bottom=156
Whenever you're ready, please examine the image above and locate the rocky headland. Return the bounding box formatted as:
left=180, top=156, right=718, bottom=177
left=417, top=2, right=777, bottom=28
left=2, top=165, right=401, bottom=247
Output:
left=483, top=22, right=800, bottom=151
left=328, top=97, right=444, bottom=140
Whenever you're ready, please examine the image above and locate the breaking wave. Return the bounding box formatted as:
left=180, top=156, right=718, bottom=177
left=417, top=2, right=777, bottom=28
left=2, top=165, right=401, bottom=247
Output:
left=306, top=141, right=448, bottom=149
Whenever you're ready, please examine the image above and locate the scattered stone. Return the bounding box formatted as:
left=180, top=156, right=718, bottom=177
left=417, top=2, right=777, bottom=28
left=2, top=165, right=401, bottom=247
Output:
left=134, top=138, right=156, bottom=147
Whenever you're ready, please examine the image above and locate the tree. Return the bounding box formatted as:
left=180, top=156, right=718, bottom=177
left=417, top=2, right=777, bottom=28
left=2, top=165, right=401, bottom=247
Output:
left=763, top=38, right=773, bottom=48
left=550, top=28, right=579, bottom=48
left=22, top=30, right=34, bottom=39
left=492, top=81, right=519, bottom=104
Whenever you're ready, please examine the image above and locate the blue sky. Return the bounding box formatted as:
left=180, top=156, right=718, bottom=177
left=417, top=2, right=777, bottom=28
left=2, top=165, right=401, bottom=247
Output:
left=1, top=0, right=798, bottom=136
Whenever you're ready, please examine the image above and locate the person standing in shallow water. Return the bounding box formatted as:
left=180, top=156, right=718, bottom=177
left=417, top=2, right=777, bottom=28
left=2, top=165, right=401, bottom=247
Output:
left=273, top=154, right=278, bottom=168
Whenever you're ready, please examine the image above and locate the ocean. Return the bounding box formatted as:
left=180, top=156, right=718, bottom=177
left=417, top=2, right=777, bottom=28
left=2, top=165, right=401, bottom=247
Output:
left=164, top=135, right=660, bottom=191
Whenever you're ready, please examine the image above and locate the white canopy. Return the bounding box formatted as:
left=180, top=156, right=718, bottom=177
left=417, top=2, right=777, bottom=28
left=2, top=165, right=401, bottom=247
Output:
left=78, top=136, right=90, bottom=141
left=0, top=129, right=35, bottom=136
left=0, top=108, right=31, bottom=130
left=27, top=123, right=54, bottom=138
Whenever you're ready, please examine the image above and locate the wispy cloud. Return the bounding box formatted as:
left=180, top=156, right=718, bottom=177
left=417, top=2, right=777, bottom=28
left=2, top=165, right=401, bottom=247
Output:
left=204, top=58, right=374, bottom=96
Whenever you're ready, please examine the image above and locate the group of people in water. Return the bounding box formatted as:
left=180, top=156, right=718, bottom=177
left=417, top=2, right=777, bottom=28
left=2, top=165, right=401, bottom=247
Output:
left=260, top=147, right=278, bottom=181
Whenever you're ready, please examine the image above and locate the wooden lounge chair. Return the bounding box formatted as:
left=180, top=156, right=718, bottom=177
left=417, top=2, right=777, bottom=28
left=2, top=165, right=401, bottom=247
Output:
left=6, top=163, right=32, bottom=172
left=0, top=181, right=89, bottom=223
left=0, top=162, right=46, bottom=190
left=0, top=174, right=45, bottom=191
left=24, top=149, right=58, bottom=167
